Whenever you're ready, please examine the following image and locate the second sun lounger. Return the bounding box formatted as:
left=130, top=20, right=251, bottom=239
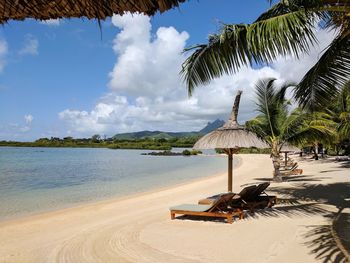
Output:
left=170, top=193, right=243, bottom=224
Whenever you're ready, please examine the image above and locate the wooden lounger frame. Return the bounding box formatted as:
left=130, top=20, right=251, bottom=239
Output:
left=170, top=193, right=244, bottom=224
left=280, top=168, right=303, bottom=175
left=230, top=183, right=277, bottom=213
left=279, top=162, right=298, bottom=170
left=170, top=209, right=243, bottom=224
left=240, top=196, right=277, bottom=212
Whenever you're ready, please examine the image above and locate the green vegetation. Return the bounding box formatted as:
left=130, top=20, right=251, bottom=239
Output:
left=108, top=140, right=172, bottom=150
left=0, top=119, right=225, bottom=150
left=142, top=149, right=202, bottom=156
left=0, top=136, right=200, bottom=150
left=237, top=148, right=271, bottom=154
left=246, top=78, right=336, bottom=179
left=111, top=119, right=224, bottom=140
left=182, top=149, right=202, bottom=156
left=215, top=148, right=271, bottom=154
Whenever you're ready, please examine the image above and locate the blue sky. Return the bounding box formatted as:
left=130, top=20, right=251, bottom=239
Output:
left=0, top=1, right=334, bottom=140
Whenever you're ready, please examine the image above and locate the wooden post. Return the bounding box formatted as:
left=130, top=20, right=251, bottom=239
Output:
left=228, top=152, right=233, bottom=192
left=285, top=152, right=288, bottom=167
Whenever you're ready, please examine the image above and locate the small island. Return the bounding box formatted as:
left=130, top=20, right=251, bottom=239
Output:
left=142, top=149, right=202, bottom=156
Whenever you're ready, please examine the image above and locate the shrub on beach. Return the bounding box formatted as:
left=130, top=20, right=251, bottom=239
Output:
left=190, top=150, right=202, bottom=155
left=182, top=149, right=202, bottom=156
left=182, top=149, right=191, bottom=156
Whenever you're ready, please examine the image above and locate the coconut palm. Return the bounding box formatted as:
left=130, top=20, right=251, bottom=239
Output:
left=246, top=78, right=336, bottom=179
left=181, top=0, right=350, bottom=110
left=325, top=80, right=350, bottom=154
left=335, top=80, right=350, bottom=139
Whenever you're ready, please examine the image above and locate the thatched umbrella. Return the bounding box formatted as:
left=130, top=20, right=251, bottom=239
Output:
left=0, top=0, right=187, bottom=24
left=193, top=90, right=268, bottom=192
left=279, top=143, right=300, bottom=167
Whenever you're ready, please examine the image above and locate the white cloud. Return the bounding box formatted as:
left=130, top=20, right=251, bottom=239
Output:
left=40, top=19, right=60, bottom=26
left=20, top=114, right=34, bottom=132
left=0, top=39, right=8, bottom=72
left=0, top=115, right=34, bottom=139
left=19, top=35, right=39, bottom=55
left=24, top=114, right=34, bottom=124
left=59, top=13, right=337, bottom=137
left=108, top=14, right=189, bottom=98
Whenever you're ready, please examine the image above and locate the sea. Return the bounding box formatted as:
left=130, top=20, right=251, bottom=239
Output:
left=0, top=147, right=239, bottom=221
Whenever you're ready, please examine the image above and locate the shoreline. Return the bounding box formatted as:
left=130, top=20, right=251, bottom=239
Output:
left=0, top=172, right=226, bottom=226
left=0, top=155, right=242, bottom=225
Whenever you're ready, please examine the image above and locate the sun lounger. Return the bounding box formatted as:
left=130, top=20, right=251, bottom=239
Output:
left=279, top=163, right=303, bottom=175
left=228, top=183, right=276, bottom=212
left=198, top=185, right=257, bottom=205
left=279, top=162, right=302, bottom=174
left=281, top=168, right=303, bottom=175
left=246, top=182, right=277, bottom=208
left=198, top=184, right=276, bottom=213
left=170, top=193, right=244, bottom=224
left=335, top=156, right=350, bottom=161
left=279, top=162, right=298, bottom=170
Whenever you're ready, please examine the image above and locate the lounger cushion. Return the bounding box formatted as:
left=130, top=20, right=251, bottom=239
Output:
left=198, top=197, right=217, bottom=205
left=170, top=204, right=213, bottom=212
left=198, top=192, right=231, bottom=205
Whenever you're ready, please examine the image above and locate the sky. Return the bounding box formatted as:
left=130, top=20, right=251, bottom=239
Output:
left=0, top=0, right=337, bottom=141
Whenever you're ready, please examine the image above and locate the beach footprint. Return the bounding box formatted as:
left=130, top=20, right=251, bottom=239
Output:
left=265, top=241, right=285, bottom=262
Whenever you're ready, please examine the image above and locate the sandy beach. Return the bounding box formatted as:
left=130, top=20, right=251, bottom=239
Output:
left=0, top=154, right=349, bottom=263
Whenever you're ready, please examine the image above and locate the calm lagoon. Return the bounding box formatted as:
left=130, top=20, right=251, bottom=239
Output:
left=0, top=147, right=239, bottom=221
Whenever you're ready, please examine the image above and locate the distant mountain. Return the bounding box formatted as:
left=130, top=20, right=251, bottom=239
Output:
left=112, top=119, right=225, bottom=140
left=199, top=119, right=225, bottom=134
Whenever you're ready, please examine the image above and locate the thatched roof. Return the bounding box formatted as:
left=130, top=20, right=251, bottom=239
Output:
left=194, top=91, right=269, bottom=150
left=193, top=129, right=269, bottom=149
left=0, top=0, right=187, bottom=24
left=280, top=143, right=300, bottom=153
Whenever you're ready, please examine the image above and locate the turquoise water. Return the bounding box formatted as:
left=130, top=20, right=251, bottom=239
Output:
left=0, top=147, right=238, bottom=221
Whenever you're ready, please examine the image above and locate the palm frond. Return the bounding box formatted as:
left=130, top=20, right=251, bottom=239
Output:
left=246, top=116, right=271, bottom=144
left=258, top=0, right=349, bottom=27
left=338, top=111, right=350, bottom=138
left=289, top=125, right=335, bottom=145
left=254, top=78, right=293, bottom=136
left=294, top=34, right=350, bottom=110
left=257, top=0, right=325, bottom=21
left=339, top=79, right=350, bottom=112
left=181, top=10, right=317, bottom=94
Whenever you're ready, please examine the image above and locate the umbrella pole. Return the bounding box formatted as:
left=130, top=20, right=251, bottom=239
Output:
left=285, top=152, right=287, bottom=167
left=228, top=152, right=233, bottom=192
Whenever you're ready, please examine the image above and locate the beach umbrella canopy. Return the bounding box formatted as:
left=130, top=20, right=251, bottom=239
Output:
left=193, top=90, right=268, bottom=192
left=0, top=0, right=187, bottom=24
left=280, top=143, right=300, bottom=153
left=279, top=143, right=300, bottom=167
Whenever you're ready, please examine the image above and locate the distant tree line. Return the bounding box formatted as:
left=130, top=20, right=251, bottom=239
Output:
left=0, top=135, right=200, bottom=150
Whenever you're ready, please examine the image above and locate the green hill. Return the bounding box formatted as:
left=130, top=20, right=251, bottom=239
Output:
left=112, top=119, right=225, bottom=140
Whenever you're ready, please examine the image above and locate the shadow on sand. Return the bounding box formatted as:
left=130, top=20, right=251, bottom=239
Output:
left=261, top=182, right=350, bottom=263
left=254, top=174, right=331, bottom=183
left=176, top=158, right=350, bottom=262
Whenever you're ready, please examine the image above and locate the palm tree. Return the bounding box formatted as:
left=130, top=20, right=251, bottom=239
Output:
left=181, top=0, right=350, bottom=110
left=335, top=80, right=350, bottom=139
left=326, top=80, right=350, bottom=154
left=246, top=78, right=336, bottom=179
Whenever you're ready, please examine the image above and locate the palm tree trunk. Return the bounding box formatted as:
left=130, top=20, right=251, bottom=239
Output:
left=314, top=142, right=319, bottom=160
left=272, top=157, right=281, bottom=181
left=271, top=141, right=282, bottom=181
